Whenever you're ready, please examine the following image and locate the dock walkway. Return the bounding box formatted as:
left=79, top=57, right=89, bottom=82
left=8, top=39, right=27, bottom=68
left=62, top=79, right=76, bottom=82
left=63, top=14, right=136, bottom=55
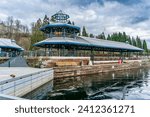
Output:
left=0, top=67, right=53, bottom=97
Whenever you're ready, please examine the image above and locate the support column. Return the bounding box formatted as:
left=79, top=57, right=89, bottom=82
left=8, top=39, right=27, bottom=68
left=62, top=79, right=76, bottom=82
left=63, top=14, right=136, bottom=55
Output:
left=58, top=45, right=60, bottom=56
left=120, top=51, right=123, bottom=59
left=73, top=46, right=76, bottom=56
left=48, top=46, right=52, bottom=56
left=50, top=28, right=53, bottom=38
left=63, top=28, right=65, bottom=38
left=73, top=30, right=76, bottom=38
left=90, top=47, right=94, bottom=64
left=44, top=45, right=47, bottom=56
left=62, top=45, right=65, bottom=56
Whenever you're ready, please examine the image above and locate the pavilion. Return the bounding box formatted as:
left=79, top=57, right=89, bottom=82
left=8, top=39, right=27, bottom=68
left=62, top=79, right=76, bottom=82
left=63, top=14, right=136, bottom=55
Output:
left=0, top=38, right=24, bottom=57
left=34, top=10, right=143, bottom=57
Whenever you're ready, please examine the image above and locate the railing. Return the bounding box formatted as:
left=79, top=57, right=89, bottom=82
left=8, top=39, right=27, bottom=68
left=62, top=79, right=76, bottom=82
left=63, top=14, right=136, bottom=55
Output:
left=0, top=94, right=25, bottom=100
left=0, top=69, right=53, bottom=97
left=21, top=49, right=149, bottom=56
left=0, top=51, right=19, bottom=57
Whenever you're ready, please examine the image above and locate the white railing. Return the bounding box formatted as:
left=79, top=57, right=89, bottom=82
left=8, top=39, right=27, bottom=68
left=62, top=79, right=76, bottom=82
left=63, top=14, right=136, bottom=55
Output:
left=0, top=69, right=53, bottom=97
left=0, top=94, right=26, bottom=100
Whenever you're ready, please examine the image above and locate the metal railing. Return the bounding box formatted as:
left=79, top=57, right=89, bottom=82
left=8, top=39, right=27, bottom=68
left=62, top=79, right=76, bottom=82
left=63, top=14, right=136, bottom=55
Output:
left=0, top=51, right=20, bottom=57
left=0, top=94, right=26, bottom=100
left=0, top=68, right=53, bottom=97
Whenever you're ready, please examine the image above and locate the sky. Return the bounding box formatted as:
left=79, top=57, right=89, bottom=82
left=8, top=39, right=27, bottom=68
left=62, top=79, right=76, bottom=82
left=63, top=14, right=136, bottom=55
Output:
left=0, top=0, right=150, bottom=42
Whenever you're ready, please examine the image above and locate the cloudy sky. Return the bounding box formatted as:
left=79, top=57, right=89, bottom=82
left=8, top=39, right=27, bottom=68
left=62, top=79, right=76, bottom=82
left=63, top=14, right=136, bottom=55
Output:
left=1, top=0, right=150, bottom=41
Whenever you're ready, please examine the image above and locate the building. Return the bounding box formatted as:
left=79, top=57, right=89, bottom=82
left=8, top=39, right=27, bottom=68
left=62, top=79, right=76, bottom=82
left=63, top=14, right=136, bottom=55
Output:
left=0, top=38, right=24, bottom=57
left=34, top=10, right=143, bottom=57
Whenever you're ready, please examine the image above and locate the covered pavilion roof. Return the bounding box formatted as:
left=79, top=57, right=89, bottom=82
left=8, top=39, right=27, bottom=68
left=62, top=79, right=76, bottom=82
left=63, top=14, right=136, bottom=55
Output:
left=40, top=23, right=80, bottom=33
left=34, top=36, right=143, bottom=52
left=0, top=38, right=24, bottom=51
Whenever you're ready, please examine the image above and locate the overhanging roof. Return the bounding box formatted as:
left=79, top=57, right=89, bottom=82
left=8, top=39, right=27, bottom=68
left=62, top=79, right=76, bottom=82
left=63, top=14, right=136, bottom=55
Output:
left=40, top=23, right=80, bottom=32
left=34, top=36, right=143, bottom=52
left=0, top=38, right=24, bottom=51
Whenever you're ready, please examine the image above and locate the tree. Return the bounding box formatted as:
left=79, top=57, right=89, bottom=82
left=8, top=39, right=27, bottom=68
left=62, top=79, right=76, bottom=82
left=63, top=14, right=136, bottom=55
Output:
left=132, top=37, right=137, bottom=46
left=82, top=26, right=88, bottom=37
left=78, top=32, right=81, bottom=36
left=7, top=16, right=14, bottom=38
left=30, top=21, right=45, bottom=50
left=15, top=20, right=21, bottom=33
left=122, top=32, right=127, bottom=42
left=43, top=15, right=49, bottom=25
left=143, top=40, right=148, bottom=52
left=50, top=17, right=56, bottom=22
left=89, top=33, right=94, bottom=38
left=96, top=32, right=105, bottom=39
left=68, top=20, right=71, bottom=24
left=136, top=36, right=142, bottom=48
left=111, top=33, right=118, bottom=41
left=127, top=36, right=132, bottom=45
left=37, top=18, right=42, bottom=26
left=72, top=21, right=75, bottom=25
left=107, top=34, right=111, bottom=40
left=14, top=19, right=21, bottom=40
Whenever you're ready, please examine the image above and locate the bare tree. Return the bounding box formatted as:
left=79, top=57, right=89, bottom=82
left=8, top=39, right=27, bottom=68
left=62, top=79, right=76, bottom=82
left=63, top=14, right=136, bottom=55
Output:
left=6, top=16, right=14, bottom=38
left=15, top=19, right=21, bottom=33
left=25, top=25, right=29, bottom=34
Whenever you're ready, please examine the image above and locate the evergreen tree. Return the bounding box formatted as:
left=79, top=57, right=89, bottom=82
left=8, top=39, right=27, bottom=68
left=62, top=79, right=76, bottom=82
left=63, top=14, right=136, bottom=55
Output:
left=89, top=33, right=94, bottom=38
left=68, top=20, right=71, bottom=24
left=96, top=32, right=105, bottom=39
left=127, top=36, right=132, bottom=45
left=30, top=21, right=45, bottom=50
left=43, top=15, right=49, bottom=25
left=122, top=32, right=127, bottom=42
left=132, top=37, right=137, bottom=46
left=143, top=40, right=148, bottom=52
left=136, top=36, right=142, bottom=48
left=118, top=32, right=123, bottom=42
left=72, top=21, right=75, bottom=25
left=50, top=17, right=56, bottom=22
left=107, top=34, right=111, bottom=40
left=111, top=33, right=118, bottom=41
left=82, top=26, right=88, bottom=37
left=78, top=32, right=81, bottom=36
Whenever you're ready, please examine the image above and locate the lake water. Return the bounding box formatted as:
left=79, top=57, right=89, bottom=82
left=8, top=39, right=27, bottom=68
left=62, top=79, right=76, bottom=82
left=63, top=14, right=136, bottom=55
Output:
left=24, top=67, right=150, bottom=100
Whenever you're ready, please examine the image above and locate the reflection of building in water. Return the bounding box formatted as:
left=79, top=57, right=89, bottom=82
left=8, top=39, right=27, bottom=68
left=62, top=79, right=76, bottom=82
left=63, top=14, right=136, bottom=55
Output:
left=45, top=68, right=148, bottom=100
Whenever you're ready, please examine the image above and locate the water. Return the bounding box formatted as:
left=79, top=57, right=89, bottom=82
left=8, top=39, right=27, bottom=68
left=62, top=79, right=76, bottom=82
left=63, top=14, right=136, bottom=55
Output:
left=24, top=67, right=150, bottom=100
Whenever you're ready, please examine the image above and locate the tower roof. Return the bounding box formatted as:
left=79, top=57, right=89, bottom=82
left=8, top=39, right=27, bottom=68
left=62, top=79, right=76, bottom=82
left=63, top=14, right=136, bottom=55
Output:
left=51, top=10, right=70, bottom=23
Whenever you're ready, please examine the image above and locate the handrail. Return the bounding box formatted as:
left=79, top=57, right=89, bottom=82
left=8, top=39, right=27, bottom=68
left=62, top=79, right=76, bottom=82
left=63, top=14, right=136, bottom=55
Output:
left=0, top=68, right=53, bottom=85
left=0, top=94, right=26, bottom=100
left=0, top=68, right=53, bottom=97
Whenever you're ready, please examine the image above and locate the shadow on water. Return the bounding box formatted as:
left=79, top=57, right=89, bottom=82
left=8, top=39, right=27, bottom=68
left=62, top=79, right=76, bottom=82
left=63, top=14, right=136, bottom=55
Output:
left=24, top=67, right=150, bottom=100
left=22, top=80, right=53, bottom=100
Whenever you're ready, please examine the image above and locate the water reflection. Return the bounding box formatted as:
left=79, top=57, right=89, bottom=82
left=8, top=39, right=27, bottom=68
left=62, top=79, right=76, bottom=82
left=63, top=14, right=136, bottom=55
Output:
left=43, top=68, right=150, bottom=100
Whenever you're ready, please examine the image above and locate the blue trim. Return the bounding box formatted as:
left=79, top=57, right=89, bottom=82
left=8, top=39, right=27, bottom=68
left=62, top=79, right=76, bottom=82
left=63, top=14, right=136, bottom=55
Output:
left=0, top=45, right=23, bottom=51
left=40, top=24, right=80, bottom=31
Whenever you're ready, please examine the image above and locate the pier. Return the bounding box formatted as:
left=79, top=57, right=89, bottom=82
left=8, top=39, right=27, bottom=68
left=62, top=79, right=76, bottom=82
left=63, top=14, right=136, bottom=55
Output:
left=0, top=67, right=53, bottom=98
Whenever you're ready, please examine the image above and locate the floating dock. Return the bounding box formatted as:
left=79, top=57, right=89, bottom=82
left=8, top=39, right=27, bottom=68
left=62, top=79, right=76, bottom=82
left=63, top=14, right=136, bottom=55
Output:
left=0, top=67, right=53, bottom=98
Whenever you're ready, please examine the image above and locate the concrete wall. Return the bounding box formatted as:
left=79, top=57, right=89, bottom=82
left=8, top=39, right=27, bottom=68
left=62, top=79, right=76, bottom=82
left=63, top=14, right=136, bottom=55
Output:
left=54, top=61, right=149, bottom=78
left=26, top=56, right=90, bottom=67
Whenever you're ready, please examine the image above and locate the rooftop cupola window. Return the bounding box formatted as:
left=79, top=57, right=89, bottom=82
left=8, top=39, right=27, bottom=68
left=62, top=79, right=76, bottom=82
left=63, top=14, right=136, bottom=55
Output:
left=51, top=10, right=70, bottom=23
